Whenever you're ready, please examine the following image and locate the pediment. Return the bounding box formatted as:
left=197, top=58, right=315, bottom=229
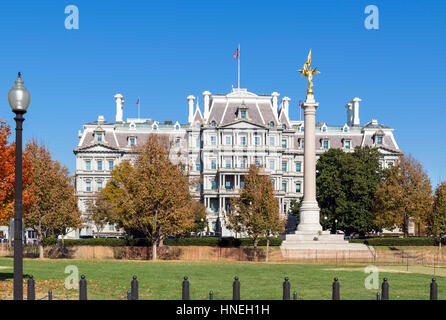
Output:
left=74, top=143, right=120, bottom=153
left=220, top=120, right=265, bottom=129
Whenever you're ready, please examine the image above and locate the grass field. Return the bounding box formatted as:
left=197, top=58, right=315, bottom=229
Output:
left=0, top=257, right=444, bottom=300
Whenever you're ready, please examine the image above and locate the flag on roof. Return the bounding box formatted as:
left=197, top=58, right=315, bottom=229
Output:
left=233, top=48, right=239, bottom=59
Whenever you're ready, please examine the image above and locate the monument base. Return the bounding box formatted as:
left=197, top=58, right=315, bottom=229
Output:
left=280, top=230, right=374, bottom=258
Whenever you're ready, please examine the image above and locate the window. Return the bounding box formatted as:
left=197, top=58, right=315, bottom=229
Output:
left=175, top=138, right=180, bottom=148
left=240, top=136, right=246, bottom=146
left=196, top=162, right=201, bottom=171
left=211, top=160, right=216, bottom=170
left=211, top=180, right=217, bottom=190
left=97, top=181, right=103, bottom=191
left=225, top=181, right=231, bottom=190
left=322, top=126, right=327, bottom=132
left=97, top=160, right=103, bottom=171
left=269, top=160, right=275, bottom=170
left=211, top=136, right=216, bottom=146
left=300, top=126, right=304, bottom=132
left=300, top=139, right=305, bottom=149
left=129, top=137, right=136, bottom=146
left=377, top=136, right=383, bottom=145
left=281, top=182, right=286, bottom=192
left=240, top=180, right=245, bottom=188
left=343, top=126, right=349, bottom=133
left=387, top=162, right=394, bottom=168
left=86, top=181, right=91, bottom=192
left=269, top=137, right=274, bottom=146
left=240, top=159, right=246, bottom=169
left=85, top=160, right=91, bottom=171
left=196, top=138, right=200, bottom=147
left=196, top=182, right=201, bottom=192
left=109, top=224, right=114, bottom=231
left=96, top=133, right=103, bottom=142
left=211, top=121, right=216, bottom=127
left=270, top=121, right=275, bottom=128
left=272, top=179, right=275, bottom=190
left=240, top=110, right=246, bottom=119
left=226, top=160, right=231, bottom=169
left=282, top=139, right=287, bottom=148
left=225, top=136, right=231, bottom=145
left=255, top=159, right=260, bottom=168
left=344, top=140, right=351, bottom=150
left=282, top=124, right=286, bottom=129
left=296, top=183, right=301, bottom=193
left=153, top=124, right=158, bottom=130
left=282, top=161, right=287, bottom=172
left=296, top=162, right=301, bottom=172
left=255, top=136, right=260, bottom=146
left=323, top=140, right=329, bottom=150
left=108, top=160, right=114, bottom=171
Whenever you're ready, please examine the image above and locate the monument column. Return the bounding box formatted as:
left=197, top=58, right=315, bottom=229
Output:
left=297, top=94, right=322, bottom=233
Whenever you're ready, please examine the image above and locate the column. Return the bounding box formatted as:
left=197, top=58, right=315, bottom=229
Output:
left=296, top=94, right=322, bottom=233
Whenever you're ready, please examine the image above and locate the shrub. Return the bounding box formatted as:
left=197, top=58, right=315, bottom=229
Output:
left=349, top=237, right=445, bottom=246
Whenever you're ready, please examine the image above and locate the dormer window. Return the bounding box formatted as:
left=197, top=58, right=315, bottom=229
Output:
left=240, top=110, right=246, bottom=119
left=322, top=139, right=329, bottom=150
left=344, top=139, right=351, bottom=150
left=211, top=120, right=216, bottom=127
left=282, top=124, right=287, bottom=129
left=321, top=125, right=327, bottom=133
left=97, top=133, right=103, bottom=142
left=175, top=124, right=180, bottom=130
left=377, top=136, right=383, bottom=145
left=343, top=125, right=349, bottom=133
left=129, top=136, right=136, bottom=146
left=153, top=124, right=158, bottom=130
left=195, top=123, right=200, bottom=129
left=300, top=126, right=304, bottom=133
left=270, top=121, right=275, bottom=128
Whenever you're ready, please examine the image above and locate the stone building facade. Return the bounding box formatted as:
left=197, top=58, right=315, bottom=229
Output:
left=72, top=88, right=401, bottom=238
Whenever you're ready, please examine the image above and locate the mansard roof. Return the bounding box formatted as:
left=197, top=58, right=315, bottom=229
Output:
left=207, top=90, right=277, bottom=127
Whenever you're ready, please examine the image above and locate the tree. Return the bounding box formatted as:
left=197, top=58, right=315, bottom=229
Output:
left=227, top=165, right=285, bottom=262
left=25, top=141, right=82, bottom=257
left=101, top=134, right=196, bottom=260
left=84, top=191, right=112, bottom=238
left=316, top=147, right=384, bottom=235
left=189, top=200, right=207, bottom=235
left=426, top=182, right=446, bottom=240
left=0, top=118, right=33, bottom=225
left=374, top=155, right=433, bottom=237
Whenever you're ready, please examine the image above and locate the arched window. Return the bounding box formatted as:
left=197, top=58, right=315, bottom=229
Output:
left=270, top=121, right=275, bottom=128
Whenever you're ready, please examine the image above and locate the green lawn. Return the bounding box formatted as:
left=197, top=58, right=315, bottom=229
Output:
left=0, top=257, right=443, bottom=300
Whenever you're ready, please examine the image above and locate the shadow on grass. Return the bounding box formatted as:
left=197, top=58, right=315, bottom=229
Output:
left=0, top=273, right=32, bottom=281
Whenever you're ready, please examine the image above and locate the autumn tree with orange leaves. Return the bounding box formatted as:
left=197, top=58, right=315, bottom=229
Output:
left=25, top=141, right=82, bottom=257
left=374, top=155, right=433, bottom=237
left=228, top=165, right=285, bottom=262
left=0, top=119, right=33, bottom=226
left=100, top=135, right=198, bottom=260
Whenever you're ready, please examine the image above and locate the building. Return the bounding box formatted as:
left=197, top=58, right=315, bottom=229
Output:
left=72, top=88, right=401, bottom=238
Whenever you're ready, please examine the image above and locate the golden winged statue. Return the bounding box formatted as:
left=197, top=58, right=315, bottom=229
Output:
left=298, top=49, right=320, bottom=95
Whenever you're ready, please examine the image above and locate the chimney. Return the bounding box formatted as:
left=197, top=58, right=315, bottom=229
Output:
left=187, top=95, right=195, bottom=123
left=271, top=92, right=280, bottom=120
left=114, top=94, right=124, bottom=123
left=281, top=97, right=291, bottom=119
left=202, top=91, right=211, bottom=119
left=345, top=102, right=353, bottom=126
left=351, top=97, right=361, bottom=127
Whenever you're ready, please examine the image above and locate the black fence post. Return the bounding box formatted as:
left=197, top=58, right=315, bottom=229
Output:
left=233, top=276, right=240, bottom=300
left=182, top=276, right=190, bottom=300
left=293, top=291, right=297, bottom=300
left=209, top=290, right=214, bottom=300
left=332, top=277, right=340, bottom=300
left=48, top=289, right=52, bottom=300
left=131, top=275, right=139, bottom=300
left=381, top=278, right=389, bottom=300
left=127, top=290, right=131, bottom=300
left=376, top=292, right=380, bottom=300
left=79, top=274, right=87, bottom=300
left=283, top=277, right=290, bottom=300
left=27, top=275, right=35, bottom=300
left=430, top=278, right=438, bottom=300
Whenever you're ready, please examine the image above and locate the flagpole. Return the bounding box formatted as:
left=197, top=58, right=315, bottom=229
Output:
left=238, top=43, right=240, bottom=89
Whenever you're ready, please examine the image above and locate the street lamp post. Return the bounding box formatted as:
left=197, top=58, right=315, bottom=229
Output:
left=324, top=216, right=327, bottom=230
left=334, top=219, right=338, bottom=235
left=8, top=72, right=30, bottom=300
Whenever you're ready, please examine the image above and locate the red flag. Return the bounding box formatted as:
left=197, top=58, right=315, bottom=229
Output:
left=136, top=97, right=140, bottom=105
left=233, top=48, right=239, bottom=59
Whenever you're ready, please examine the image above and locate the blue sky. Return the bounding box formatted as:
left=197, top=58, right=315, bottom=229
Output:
left=0, top=0, right=445, bottom=185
